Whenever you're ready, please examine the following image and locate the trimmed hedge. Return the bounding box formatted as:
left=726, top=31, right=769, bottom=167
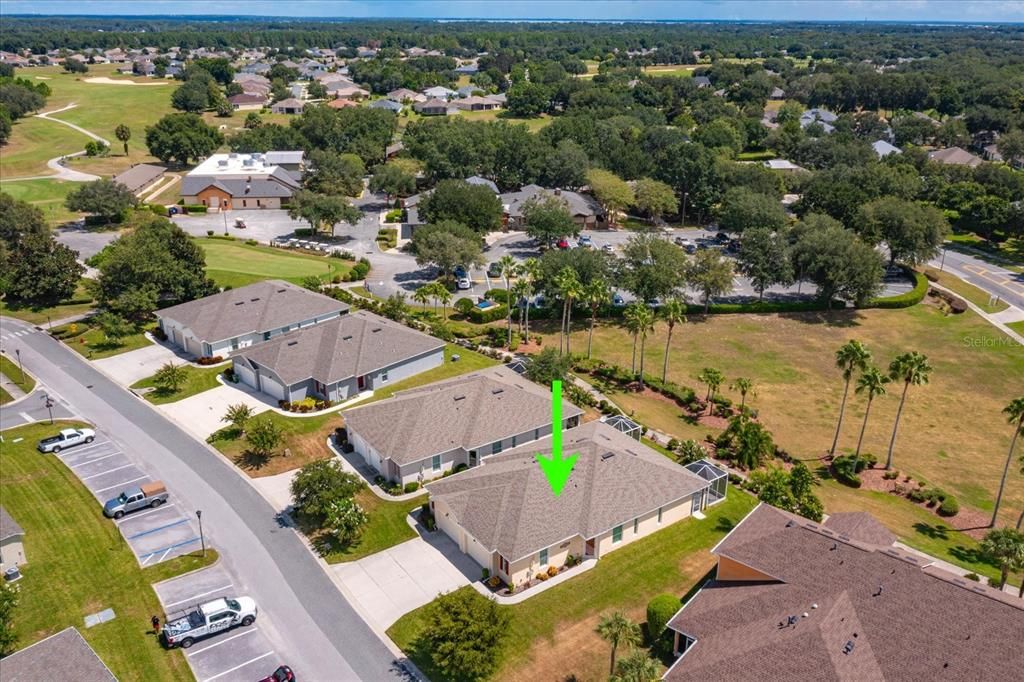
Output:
left=646, top=594, right=680, bottom=640
left=864, top=269, right=929, bottom=309
left=469, top=303, right=508, bottom=323
left=485, top=288, right=510, bottom=304
left=182, top=204, right=207, bottom=213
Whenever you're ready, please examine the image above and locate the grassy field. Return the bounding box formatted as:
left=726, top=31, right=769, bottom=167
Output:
left=924, top=267, right=1010, bottom=314
left=0, top=353, right=36, bottom=405
left=641, top=64, right=697, bottom=77
left=323, top=490, right=426, bottom=563
left=456, top=109, right=553, bottom=133
left=0, top=115, right=92, bottom=178
left=1007, top=320, right=1024, bottom=335
left=131, top=365, right=225, bottom=404
left=362, top=344, right=499, bottom=403
left=52, top=321, right=153, bottom=360
left=208, top=410, right=336, bottom=477
left=0, top=421, right=212, bottom=681
left=198, top=239, right=351, bottom=288
left=0, top=280, right=96, bottom=325
left=558, top=303, right=1023, bottom=531
left=387, top=489, right=757, bottom=681
left=0, top=178, right=81, bottom=225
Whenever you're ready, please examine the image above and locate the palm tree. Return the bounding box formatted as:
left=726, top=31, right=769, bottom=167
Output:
left=853, top=366, right=888, bottom=467
left=435, top=285, right=453, bottom=321
left=583, top=278, right=611, bottom=359
left=612, top=650, right=660, bottom=682
left=114, top=123, right=131, bottom=156
left=660, top=297, right=686, bottom=383
left=831, top=340, right=872, bottom=455
left=412, top=285, right=431, bottom=314
left=698, top=367, right=725, bottom=415
left=633, top=304, right=655, bottom=388
left=885, top=351, right=932, bottom=470
left=555, top=267, right=581, bottom=356
left=519, top=257, right=540, bottom=339
left=498, top=254, right=518, bottom=347
left=595, top=611, right=642, bottom=676
left=990, top=396, right=1024, bottom=527
left=731, top=377, right=754, bottom=410
left=980, top=527, right=1024, bottom=590
left=510, top=278, right=531, bottom=336
left=623, top=302, right=646, bottom=375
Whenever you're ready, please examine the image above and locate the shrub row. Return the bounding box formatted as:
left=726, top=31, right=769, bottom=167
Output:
left=181, top=204, right=207, bottom=213
left=864, top=269, right=929, bottom=309
left=195, top=355, right=224, bottom=365
left=349, top=258, right=371, bottom=281
left=278, top=397, right=334, bottom=412
left=376, top=228, right=398, bottom=250
left=469, top=303, right=508, bottom=324
left=578, top=359, right=699, bottom=410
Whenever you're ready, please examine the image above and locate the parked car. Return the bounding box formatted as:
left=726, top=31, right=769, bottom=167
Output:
left=532, top=295, right=547, bottom=309
left=612, top=293, right=626, bottom=307
left=37, top=428, right=95, bottom=453
left=578, top=234, right=593, bottom=247
left=602, top=244, right=615, bottom=253
left=557, top=238, right=570, bottom=250
left=162, top=597, right=258, bottom=649
left=647, top=297, right=663, bottom=308
left=453, top=265, right=468, bottom=278
left=103, top=481, right=169, bottom=519
left=487, top=262, right=503, bottom=278
left=260, top=666, right=295, bottom=682
left=234, top=218, right=247, bottom=229
left=726, top=239, right=741, bottom=254
left=714, top=231, right=730, bottom=243
left=456, top=277, right=472, bottom=290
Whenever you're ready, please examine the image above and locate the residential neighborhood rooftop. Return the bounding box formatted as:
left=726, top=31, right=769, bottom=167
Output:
left=427, top=421, right=709, bottom=562
left=342, top=366, right=583, bottom=466
left=0, top=627, right=116, bottom=682
left=155, top=280, right=348, bottom=345
left=236, top=311, right=444, bottom=386
left=663, top=503, right=1024, bottom=682
left=111, top=164, right=164, bottom=194
left=0, top=505, right=24, bottom=541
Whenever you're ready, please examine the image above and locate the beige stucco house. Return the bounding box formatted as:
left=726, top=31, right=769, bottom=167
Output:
left=426, top=422, right=725, bottom=589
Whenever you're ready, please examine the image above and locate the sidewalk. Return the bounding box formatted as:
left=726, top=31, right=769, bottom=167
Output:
left=930, top=282, right=1023, bottom=345
left=326, top=437, right=424, bottom=502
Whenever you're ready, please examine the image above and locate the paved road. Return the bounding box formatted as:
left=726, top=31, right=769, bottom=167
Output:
left=32, top=104, right=106, bottom=182
left=0, top=317, right=409, bottom=682
left=931, top=246, right=1024, bottom=311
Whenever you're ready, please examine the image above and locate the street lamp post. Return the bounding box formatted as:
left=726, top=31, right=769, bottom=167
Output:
left=196, top=510, right=206, bottom=557
left=14, top=348, right=24, bottom=384
left=939, top=247, right=947, bottom=272
left=43, top=393, right=54, bottom=424
left=222, top=210, right=229, bottom=236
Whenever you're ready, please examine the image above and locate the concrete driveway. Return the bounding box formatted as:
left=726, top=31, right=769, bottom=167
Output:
left=332, top=529, right=480, bottom=630
left=93, top=342, right=180, bottom=386
left=157, top=383, right=272, bottom=439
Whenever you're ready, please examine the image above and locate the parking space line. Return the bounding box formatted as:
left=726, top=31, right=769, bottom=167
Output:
left=186, top=627, right=259, bottom=656
left=57, top=440, right=112, bottom=455
left=203, top=651, right=275, bottom=681
left=163, top=583, right=234, bottom=608
left=126, top=517, right=189, bottom=540
left=116, top=503, right=175, bottom=523
left=94, top=476, right=148, bottom=493
left=70, top=452, right=121, bottom=468
left=140, top=536, right=200, bottom=564
left=80, top=463, right=135, bottom=480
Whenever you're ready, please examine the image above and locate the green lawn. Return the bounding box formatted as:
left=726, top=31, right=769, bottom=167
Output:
left=208, top=410, right=337, bottom=478
left=456, top=109, right=552, bottom=133
left=0, top=115, right=92, bottom=178
left=0, top=178, right=81, bottom=225
left=1, top=352, right=37, bottom=395
left=363, top=344, right=499, bottom=403
left=131, top=365, right=225, bottom=404
left=0, top=386, right=11, bottom=404
left=0, top=280, right=96, bottom=325
left=387, top=490, right=757, bottom=681
left=923, top=267, right=1009, bottom=314
left=52, top=321, right=153, bottom=360
left=1007, top=320, right=1024, bottom=335
left=323, top=491, right=426, bottom=563
left=0, top=421, right=215, bottom=681
left=198, top=238, right=351, bottom=288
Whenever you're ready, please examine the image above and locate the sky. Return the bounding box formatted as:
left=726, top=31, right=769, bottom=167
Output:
left=3, top=0, right=1023, bottom=23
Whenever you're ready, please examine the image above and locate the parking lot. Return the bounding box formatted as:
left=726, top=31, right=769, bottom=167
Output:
left=155, top=564, right=284, bottom=682
left=53, top=433, right=203, bottom=565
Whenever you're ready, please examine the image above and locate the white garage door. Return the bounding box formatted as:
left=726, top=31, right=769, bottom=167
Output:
left=235, top=363, right=257, bottom=389
left=259, top=373, right=286, bottom=400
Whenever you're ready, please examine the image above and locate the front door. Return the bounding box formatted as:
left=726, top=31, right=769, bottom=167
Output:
left=692, top=491, right=704, bottom=513
left=469, top=450, right=478, bottom=467
left=357, top=375, right=366, bottom=390
left=585, top=538, right=595, bottom=557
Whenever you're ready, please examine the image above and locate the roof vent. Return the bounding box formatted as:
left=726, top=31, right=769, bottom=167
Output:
left=601, top=452, right=615, bottom=461
left=287, top=341, right=298, bottom=346
left=342, top=335, right=353, bottom=341
left=277, top=288, right=287, bottom=293
left=250, top=297, right=260, bottom=302
left=371, top=328, right=382, bottom=333
left=454, top=395, right=466, bottom=401
left=234, top=301, right=245, bottom=306
left=491, top=388, right=504, bottom=395
left=842, top=640, right=855, bottom=655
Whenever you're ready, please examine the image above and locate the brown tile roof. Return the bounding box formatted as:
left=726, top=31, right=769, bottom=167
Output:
left=0, top=627, right=116, bottom=682
left=664, top=503, right=1024, bottom=682
left=427, top=421, right=709, bottom=561
left=327, top=98, right=359, bottom=108
left=237, top=310, right=443, bottom=386
left=0, top=505, right=24, bottom=541
left=342, top=366, right=583, bottom=466
left=155, top=280, right=348, bottom=345
left=822, top=512, right=897, bottom=547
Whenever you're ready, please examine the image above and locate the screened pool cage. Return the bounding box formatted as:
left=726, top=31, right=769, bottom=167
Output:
left=685, top=459, right=729, bottom=507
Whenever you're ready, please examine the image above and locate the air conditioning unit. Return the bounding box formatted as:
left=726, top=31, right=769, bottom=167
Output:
left=4, top=567, right=21, bottom=582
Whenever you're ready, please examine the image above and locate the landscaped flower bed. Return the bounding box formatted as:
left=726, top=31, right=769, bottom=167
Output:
left=482, top=554, right=586, bottom=597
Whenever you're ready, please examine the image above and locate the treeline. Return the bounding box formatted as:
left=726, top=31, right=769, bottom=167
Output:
left=3, top=17, right=1024, bottom=64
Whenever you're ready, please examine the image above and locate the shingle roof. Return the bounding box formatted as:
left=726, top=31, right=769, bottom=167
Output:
left=928, top=146, right=983, bottom=167
left=0, top=505, right=24, bottom=541
left=822, top=511, right=897, bottom=547
left=155, top=280, right=348, bottom=345
left=871, top=139, right=901, bottom=157
left=0, top=627, right=116, bottom=682
left=427, top=421, right=709, bottom=561
left=343, top=366, right=583, bottom=466
left=228, top=93, right=268, bottom=105
left=500, top=185, right=603, bottom=219
left=180, top=176, right=298, bottom=199
left=664, top=503, right=1024, bottom=682
left=237, top=311, right=443, bottom=386
left=112, top=164, right=164, bottom=194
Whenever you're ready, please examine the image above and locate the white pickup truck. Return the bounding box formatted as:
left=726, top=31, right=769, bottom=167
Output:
left=37, top=428, right=95, bottom=453
left=162, top=597, right=258, bottom=649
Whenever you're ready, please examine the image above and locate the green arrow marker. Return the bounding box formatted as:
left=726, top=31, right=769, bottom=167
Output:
left=537, top=380, right=578, bottom=497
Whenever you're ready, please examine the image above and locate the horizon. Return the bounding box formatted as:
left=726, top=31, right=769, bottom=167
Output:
left=3, top=1, right=1023, bottom=24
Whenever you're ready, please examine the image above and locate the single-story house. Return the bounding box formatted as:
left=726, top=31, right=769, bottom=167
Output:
left=465, top=175, right=499, bottom=193
left=453, top=95, right=502, bottom=112
left=228, top=93, right=269, bottom=110
left=414, top=98, right=456, bottom=116
left=387, top=88, right=426, bottom=103
left=181, top=151, right=303, bottom=210
left=233, top=311, right=444, bottom=403
left=369, top=98, right=403, bottom=113
left=422, top=85, right=457, bottom=100
left=662, top=503, right=1024, bottom=681
left=928, top=146, right=984, bottom=168
left=0, top=505, right=26, bottom=569
left=328, top=98, right=360, bottom=109
left=501, top=185, right=606, bottom=230
left=0, top=627, right=117, bottom=682
left=112, top=164, right=164, bottom=195
left=769, top=87, right=785, bottom=100
left=271, top=98, right=305, bottom=115
left=457, top=85, right=482, bottom=98
left=763, top=159, right=808, bottom=173
left=343, top=366, right=584, bottom=486
left=693, top=76, right=712, bottom=88
left=327, top=82, right=369, bottom=99
left=871, top=139, right=902, bottom=158
left=155, top=279, right=349, bottom=358
left=427, top=421, right=722, bottom=589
